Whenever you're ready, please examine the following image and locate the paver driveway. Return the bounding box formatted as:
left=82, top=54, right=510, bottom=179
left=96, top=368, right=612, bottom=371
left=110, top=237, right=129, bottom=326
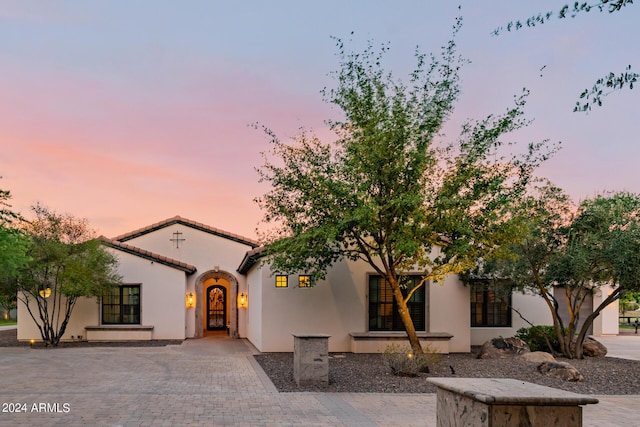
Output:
left=0, top=335, right=638, bottom=426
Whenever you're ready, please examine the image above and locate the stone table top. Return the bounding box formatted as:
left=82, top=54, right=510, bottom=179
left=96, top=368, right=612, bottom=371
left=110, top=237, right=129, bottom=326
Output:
left=427, top=378, right=599, bottom=406
left=292, top=333, right=331, bottom=338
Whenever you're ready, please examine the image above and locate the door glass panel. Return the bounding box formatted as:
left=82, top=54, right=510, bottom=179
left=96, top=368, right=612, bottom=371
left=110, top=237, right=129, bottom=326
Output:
left=207, top=286, right=226, bottom=330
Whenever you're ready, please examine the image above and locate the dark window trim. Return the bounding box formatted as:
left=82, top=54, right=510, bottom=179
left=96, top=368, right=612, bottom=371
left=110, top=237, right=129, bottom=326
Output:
left=470, top=281, right=512, bottom=328
left=368, top=274, right=426, bottom=332
left=102, top=284, right=141, bottom=325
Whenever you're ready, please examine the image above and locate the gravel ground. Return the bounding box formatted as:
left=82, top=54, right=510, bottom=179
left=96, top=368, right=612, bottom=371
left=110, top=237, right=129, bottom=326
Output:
left=254, top=350, right=640, bottom=395
left=3, top=329, right=637, bottom=395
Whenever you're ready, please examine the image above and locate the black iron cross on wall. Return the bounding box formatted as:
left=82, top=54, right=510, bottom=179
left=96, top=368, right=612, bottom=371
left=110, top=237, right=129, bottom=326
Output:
left=170, top=230, right=185, bottom=248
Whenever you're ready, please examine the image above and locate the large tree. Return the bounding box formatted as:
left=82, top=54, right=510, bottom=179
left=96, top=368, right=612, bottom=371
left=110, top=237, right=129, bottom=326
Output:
left=16, top=205, right=121, bottom=346
left=476, top=186, right=640, bottom=359
left=256, top=26, right=553, bottom=353
left=494, top=0, right=637, bottom=112
left=0, top=184, right=30, bottom=318
left=557, top=192, right=640, bottom=357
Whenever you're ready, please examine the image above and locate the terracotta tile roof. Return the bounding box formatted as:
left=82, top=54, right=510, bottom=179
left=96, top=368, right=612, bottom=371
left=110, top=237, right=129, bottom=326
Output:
left=112, top=215, right=260, bottom=248
left=99, top=237, right=197, bottom=274
left=237, top=246, right=266, bottom=274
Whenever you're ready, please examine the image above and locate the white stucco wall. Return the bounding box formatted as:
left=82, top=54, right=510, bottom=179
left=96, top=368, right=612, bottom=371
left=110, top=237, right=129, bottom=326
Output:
left=111, top=249, right=188, bottom=339
left=246, top=265, right=267, bottom=351
left=122, top=223, right=255, bottom=339
left=470, top=291, right=553, bottom=346
left=256, top=258, right=367, bottom=352
left=429, top=277, right=470, bottom=353
left=17, top=249, right=188, bottom=341
left=122, top=224, right=252, bottom=274
left=236, top=274, right=249, bottom=338
left=592, top=284, right=620, bottom=336
left=247, top=258, right=472, bottom=353
left=17, top=295, right=99, bottom=342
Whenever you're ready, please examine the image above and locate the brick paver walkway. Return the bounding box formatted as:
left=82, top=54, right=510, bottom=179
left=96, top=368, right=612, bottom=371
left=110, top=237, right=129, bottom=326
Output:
left=0, top=336, right=638, bottom=426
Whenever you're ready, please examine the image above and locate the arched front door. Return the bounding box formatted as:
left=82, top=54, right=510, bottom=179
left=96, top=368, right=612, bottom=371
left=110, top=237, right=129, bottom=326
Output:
left=206, top=285, right=226, bottom=331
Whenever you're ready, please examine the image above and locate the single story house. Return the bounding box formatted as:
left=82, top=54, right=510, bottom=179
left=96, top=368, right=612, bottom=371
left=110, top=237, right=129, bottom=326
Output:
left=17, top=216, right=620, bottom=352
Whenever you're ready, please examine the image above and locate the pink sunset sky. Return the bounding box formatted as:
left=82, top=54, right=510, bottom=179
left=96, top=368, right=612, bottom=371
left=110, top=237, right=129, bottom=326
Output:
left=1, top=1, right=638, bottom=241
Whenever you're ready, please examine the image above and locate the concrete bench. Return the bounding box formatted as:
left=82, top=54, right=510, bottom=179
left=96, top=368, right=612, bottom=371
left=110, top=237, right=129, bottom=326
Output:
left=427, top=378, right=598, bottom=427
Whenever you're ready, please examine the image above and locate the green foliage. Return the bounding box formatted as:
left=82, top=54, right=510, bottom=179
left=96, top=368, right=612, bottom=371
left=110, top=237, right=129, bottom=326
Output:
left=16, top=205, right=121, bottom=346
left=0, top=182, right=23, bottom=226
left=515, top=325, right=562, bottom=353
left=622, top=291, right=640, bottom=303
left=0, top=184, right=30, bottom=315
left=574, top=66, right=638, bottom=112
left=620, top=291, right=640, bottom=314
left=493, top=1, right=633, bottom=34
left=256, top=21, right=553, bottom=353
left=382, top=343, right=440, bottom=376
left=493, top=1, right=636, bottom=111
left=0, top=226, right=30, bottom=283
left=484, top=188, right=640, bottom=358
left=620, top=301, right=640, bottom=313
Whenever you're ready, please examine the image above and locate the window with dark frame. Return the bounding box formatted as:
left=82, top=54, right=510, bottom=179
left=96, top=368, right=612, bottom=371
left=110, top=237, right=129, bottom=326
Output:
left=298, top=275, right=311, bottom=288
left=275, top=275, right=288, bottom=288
left=102, top=285, right=141, bottom=325
left=470, top=282, right=511, bottom=327
left=369, top=275, right=425, bottom=331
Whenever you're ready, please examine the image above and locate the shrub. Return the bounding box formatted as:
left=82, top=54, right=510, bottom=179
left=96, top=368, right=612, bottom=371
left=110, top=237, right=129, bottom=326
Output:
left=515, top=325, right=561, bottom=353
left=382, top=343, right=440, bottom=377
left=620, top=301, right=640, bottom=313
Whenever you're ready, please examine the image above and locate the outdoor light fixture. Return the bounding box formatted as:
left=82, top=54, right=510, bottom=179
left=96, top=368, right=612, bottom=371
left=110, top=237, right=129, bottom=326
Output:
left=39, top=287, right=52, bottom=299
left=186, top=292, right=195, bottom=308
left=238, top=292, right=248, bottom=309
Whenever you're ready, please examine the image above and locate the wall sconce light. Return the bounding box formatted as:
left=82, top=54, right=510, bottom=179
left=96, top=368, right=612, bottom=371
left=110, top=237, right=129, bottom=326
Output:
left=238, top=292, right=248, bottom=309
left=39, top=287, right=52, bottom=299
left=186, top=292, right=195, bottom=308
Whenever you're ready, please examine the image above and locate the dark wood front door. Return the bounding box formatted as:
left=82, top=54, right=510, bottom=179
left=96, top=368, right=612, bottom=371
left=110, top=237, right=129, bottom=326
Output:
left=206, top=285, right=226, bottom=331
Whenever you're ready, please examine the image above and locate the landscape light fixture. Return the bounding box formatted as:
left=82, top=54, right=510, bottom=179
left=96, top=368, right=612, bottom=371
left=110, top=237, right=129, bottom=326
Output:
left=238, top=292, right=248, bottom=309
left=186, top=292, right=195, bottom=308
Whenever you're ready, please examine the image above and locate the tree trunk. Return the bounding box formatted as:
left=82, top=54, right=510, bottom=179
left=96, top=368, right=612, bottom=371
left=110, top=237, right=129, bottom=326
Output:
left=18, top=289, right=76, bottom=347
left=573, top=287, right=622, bottom=359
left=535, top=280, right=572, bottom=358
left=388, top=278, right=423, bottom=354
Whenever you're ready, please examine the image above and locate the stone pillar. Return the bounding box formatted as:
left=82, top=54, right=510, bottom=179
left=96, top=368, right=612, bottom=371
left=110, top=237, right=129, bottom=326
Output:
left=292, top=334, right=330, bottom=386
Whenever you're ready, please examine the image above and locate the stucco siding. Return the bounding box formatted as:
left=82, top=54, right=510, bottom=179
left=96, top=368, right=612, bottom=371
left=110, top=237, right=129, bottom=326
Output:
left=250, top=258, right=471, bottom=353
left=108, top=248, right=187, bottom=339
left=429, top=277, right=471, bottom=353
left=245, top=266, right=266, bottom=351
left=592, top=284, right=619, bottom=336
left=120, top=223, right=252, bottom=271
left=255, top=258, right=368, bottom=352
left=17, top=296, right=99, bottom=342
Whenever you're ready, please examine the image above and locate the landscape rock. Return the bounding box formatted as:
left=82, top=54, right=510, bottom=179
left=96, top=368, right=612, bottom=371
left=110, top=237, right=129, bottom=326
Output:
left=477, top=337, right=530, bottom=359
left=581, top=337, right=608, bottom=357
left=520, top=351, right=556, bottom=363
left=537, top=361, right=584, bottom=382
